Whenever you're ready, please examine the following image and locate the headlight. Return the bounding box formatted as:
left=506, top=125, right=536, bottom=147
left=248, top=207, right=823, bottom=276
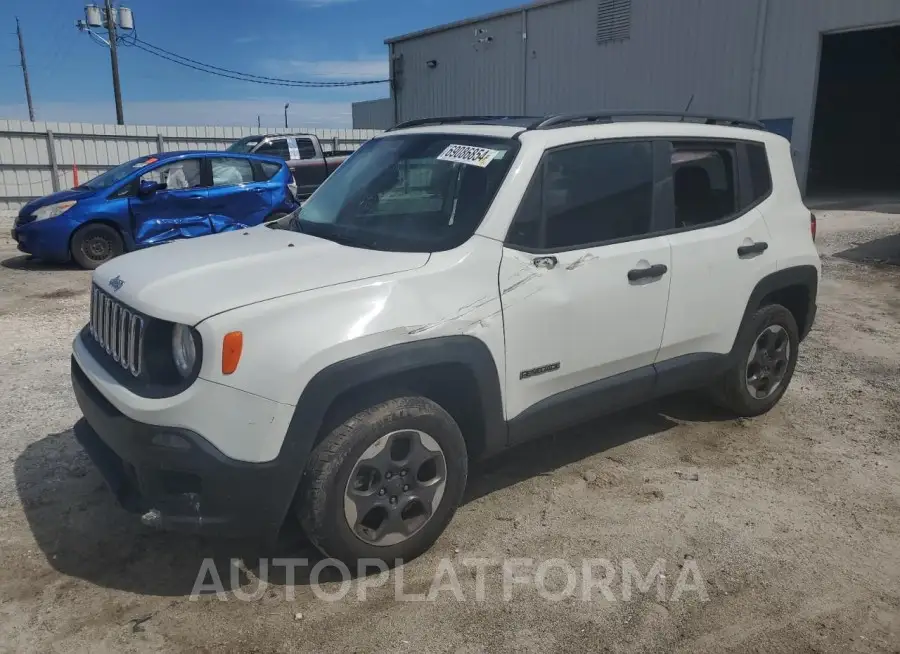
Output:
left=33, top=200, right=77, bottom=221
left=172, top=324, right=198, bottom=378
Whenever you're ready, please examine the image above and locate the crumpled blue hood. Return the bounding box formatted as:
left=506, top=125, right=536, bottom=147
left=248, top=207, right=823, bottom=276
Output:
left=19, top=188, right=95, bottom=216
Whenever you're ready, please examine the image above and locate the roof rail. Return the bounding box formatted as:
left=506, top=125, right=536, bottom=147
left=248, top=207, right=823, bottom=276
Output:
left=534, top=112, right=765, bottom=131
left=387, top=115, right=543, bottom=131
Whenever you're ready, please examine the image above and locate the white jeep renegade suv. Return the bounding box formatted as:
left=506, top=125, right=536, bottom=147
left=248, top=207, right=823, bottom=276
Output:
left=70, top=113, right=820, bottom=563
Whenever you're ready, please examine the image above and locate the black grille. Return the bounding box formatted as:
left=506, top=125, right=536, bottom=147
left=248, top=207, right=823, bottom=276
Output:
left=89, top=285, right=145, bottom=377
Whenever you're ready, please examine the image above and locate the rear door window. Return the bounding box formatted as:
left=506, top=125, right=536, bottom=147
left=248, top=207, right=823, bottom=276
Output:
left=295, top=138, right=317, bottom=160
left=670, top=142, right=739, bottom=228
left=254, top=138, right=291, bottom=160
left=211, top=157, right=256, bottom=186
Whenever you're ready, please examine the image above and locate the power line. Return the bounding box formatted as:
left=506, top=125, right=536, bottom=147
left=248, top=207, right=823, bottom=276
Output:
left=127, top=37, right=389, bottom=88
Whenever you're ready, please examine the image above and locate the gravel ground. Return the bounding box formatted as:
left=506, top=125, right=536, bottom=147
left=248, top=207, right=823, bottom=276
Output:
left=0, top=209, right=898, bottom=653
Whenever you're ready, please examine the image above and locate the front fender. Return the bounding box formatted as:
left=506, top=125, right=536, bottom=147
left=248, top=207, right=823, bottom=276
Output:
left=195, top=237, right=509, bottom=407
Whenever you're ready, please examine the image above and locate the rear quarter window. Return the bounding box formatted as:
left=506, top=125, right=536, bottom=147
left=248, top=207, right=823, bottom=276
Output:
left=258, top=161, right=283, bottom=180
left=746, top=143, right=773, bottom=202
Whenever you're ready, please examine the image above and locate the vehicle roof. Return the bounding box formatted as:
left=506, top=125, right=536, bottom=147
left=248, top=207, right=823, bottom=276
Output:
left=236, top=133, right=318, bottom=141
left=152, top=150, right=287, bottom=165
left=378, top=118, right=784, bottom=146
left=373, top=124, right=529, bottom=140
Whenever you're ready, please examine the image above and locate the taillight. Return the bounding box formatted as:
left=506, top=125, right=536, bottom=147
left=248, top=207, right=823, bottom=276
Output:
left=810, top=212, right=817, bottom=242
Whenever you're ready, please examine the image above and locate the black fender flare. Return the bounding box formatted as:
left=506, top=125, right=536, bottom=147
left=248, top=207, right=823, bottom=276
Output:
left=734, top=264, right=819, bottom=348
left=267, top=336, right=507, bottom=532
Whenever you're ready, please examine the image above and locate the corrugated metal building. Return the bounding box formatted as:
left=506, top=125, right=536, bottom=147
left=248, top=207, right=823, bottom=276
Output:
left=351, top=98, right=394, bottom=130
left=382, top=0, right=900, bottom=195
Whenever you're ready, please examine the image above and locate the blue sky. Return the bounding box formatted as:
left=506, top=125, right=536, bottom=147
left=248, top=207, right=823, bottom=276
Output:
left=0, top=0, right=520, bottom=127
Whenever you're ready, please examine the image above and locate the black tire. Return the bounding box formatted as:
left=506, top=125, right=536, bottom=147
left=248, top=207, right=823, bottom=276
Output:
left=713, top=303, right=800, bottom=417
left=71, top=223, right=124, bottom=270
left=297, top=396, right=468, bottom=565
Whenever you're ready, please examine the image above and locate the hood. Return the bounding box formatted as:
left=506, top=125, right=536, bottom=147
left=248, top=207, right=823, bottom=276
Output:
left=93, top=226, right=430, bottom=325
left=19, top=188, right=95, bottom=216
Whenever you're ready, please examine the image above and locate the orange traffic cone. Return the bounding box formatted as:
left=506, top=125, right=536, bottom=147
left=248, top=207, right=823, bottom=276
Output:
left=72, top=163, right=79, bottom=187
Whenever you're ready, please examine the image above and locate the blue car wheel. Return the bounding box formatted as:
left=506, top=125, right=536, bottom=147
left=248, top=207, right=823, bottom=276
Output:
left=71, top=223, right=124, bottom=270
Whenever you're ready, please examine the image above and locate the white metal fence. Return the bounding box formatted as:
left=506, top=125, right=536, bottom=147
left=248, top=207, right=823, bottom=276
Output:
left=0, top=119, right=382, bottom=211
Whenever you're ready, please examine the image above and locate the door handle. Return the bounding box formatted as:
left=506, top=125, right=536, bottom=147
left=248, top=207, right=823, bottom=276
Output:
left=252, top=188, right=266, bottom=193
left=627, top=263, right=668, bottom=281
left=532, top=255, right=558, bottom=270
left=738, top=241, right=768, bottom=257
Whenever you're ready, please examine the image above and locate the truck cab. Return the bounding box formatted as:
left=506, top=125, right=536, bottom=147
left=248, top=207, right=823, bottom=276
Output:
left=227, top=133, right=355, bottom=199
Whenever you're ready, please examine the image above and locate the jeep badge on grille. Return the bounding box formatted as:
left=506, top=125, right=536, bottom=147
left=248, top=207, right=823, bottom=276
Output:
left=108, top=275, right=124, bottom=292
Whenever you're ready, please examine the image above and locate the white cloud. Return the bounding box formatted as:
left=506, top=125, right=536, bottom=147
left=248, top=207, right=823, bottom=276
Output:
left=0, top=99, right=355, bottom=129
left=281, top=58, right=389, bottom=80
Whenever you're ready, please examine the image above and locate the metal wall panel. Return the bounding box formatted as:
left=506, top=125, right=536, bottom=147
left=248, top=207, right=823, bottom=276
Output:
left=524, top=0, right=760, bottom=116
left=352, top=98, right=395, bottom=129
left=0, top=121, right=382, bottom=209
left=756, top=0, right=900, bottom=189
left=391, top=0, right=900, bottom=192
left=393, top=12, right=526, bottom=122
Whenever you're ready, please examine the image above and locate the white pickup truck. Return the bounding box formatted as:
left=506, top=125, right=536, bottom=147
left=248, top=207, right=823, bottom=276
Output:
left=70, top=113, right=820, bottom=563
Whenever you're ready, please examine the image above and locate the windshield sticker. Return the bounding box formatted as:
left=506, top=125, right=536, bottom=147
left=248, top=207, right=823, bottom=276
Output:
left=437, top=144, right=502, bottom=168
left=133, top=157, right=158, bottom=168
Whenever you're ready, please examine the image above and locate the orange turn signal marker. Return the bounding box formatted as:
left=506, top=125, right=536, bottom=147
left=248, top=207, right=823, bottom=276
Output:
left=222, top=331, right=243, bottom=375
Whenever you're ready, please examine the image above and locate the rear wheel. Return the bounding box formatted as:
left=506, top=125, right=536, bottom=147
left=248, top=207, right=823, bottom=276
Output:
left=297, top=396, right=468, bottom=565
left=71, top=223, right=124, bottom=269
left=713, top=304, right=800, bottom=416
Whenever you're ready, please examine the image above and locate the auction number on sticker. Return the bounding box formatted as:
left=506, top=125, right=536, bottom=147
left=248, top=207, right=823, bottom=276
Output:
left=437, top=144, right=502, bottom=168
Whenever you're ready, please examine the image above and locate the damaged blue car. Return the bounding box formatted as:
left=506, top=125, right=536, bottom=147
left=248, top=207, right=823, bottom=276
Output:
left=11, top=151, right=298, bottom=269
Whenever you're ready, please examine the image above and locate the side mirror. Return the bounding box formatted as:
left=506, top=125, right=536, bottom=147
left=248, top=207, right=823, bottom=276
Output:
left=139, top=180, right=167, bottom=196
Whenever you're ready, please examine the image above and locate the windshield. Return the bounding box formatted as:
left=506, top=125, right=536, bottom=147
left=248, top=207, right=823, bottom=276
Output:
left=288, top=133, right=519, bottom=252
left=227, top=136, right=262, bottom=154
left=81, top=155, right=160, bottom=191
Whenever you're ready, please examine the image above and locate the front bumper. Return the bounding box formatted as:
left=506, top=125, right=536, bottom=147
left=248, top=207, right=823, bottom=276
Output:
left=71, top=356, right=299, bottom=541
left=12, top=216, right=75, bottom=261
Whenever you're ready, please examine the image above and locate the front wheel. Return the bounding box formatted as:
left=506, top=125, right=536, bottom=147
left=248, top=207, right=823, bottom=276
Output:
left=70, top=223, right=124, bottom=270
left=297, top=396, right=468, bottom=565
left=713, top=303, right=800, bottom=416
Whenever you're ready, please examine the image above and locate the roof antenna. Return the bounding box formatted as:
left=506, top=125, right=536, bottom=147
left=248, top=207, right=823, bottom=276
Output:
left=680, top=94, right=694, bottom=120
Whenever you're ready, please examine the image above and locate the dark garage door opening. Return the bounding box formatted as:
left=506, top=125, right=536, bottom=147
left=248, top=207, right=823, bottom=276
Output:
left=808, top=25, right=900, bottom=197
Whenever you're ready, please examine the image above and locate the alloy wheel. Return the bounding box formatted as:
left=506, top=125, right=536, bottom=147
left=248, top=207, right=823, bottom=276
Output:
left=745, top=324, right=791, bottom=399
left=343, top=429, right=447, bottom=547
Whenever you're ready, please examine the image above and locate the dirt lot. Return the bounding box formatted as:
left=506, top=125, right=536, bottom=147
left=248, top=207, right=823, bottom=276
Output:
left=0, top=209, right=898, bottom=653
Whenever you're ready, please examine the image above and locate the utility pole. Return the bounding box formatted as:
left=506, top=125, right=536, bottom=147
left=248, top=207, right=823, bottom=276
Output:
left=105, top=0, right=125, bottom=125
left=16, top=18, right=35, bottom=121
left=257, top=114, right=261, bottom=129
left=76, top=4, right=132, bottom=123
left=284, top=103, right=289, bottom=129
